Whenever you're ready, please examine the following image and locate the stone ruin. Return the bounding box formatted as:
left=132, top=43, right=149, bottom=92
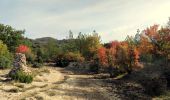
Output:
left=9, top=53, right=31, bottom=76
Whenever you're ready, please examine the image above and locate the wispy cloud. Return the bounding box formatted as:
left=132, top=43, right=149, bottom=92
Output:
left=0, top=0, right=170, bottom=42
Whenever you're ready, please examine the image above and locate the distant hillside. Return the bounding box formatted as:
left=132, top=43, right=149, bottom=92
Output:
left=35, top=37, right=58, bottom=44
left=32, top=37, right=76, bottom=46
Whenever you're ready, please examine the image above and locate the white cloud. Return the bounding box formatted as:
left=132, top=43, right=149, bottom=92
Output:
left=0, top=0, right=170, bottom=42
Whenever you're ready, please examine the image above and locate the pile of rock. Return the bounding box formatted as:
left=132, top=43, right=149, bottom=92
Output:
left=9, top=53, right=31, bottom=76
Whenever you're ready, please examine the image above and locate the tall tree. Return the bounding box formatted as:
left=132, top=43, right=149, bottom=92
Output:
left=76, top=32, right=101, bottom=60
left=0, top=24, right=24, bottom=52
left=69, top=30, right=74, bottom=39
left=76, top=32, right=85, bottom=54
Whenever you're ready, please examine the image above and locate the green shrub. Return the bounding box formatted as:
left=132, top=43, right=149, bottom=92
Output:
left=25, top=50, right=36, bottom=64
left=55, top=59, right=69, bottom=67
left=10, top=71, right=33, bottom=83
left=64, top=52, right=85, bottom=62
left=0, top=56, right=11, bottom=69
left=37, top=56, right=43, bottom=64
left=55, top=52, right=84, bottom=67
left=89, top=61, right=99, bottom=73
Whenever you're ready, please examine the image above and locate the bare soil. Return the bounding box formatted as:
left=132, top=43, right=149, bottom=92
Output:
left=0, top=66, right=151, bottom=100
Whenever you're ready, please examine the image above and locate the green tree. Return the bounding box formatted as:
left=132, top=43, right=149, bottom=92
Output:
left=0, top=24, right=24, bottom=52
left=20, top=38, right=33, bottom=48
left=44, top=39, right=61, bottom=61
left=76, top=32, right=101, bottom=60
left=61, top=39, right=78, bottom=53
left=84, top=33, right=101, bottom=60
left=76, top=32, right=85, bottom=54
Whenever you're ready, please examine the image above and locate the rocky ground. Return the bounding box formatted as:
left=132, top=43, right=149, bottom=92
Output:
left=0, top=65, right=152, bottom=100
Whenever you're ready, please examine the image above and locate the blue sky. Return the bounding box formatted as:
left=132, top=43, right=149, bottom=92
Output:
left=0, top=0, right=170, bottom=42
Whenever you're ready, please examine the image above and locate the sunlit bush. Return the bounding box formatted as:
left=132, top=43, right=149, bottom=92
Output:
left=55, top=52, right=84, bottom=67
left=0, top=40, right=12, bottom=69
left=0, top=56, right=11, bottom=69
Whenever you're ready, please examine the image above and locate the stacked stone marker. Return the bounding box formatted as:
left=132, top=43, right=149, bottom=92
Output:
left=9, top=53, right=31, bottom=76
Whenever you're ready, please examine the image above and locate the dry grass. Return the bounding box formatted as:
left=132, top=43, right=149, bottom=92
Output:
left=31, top=67, right=50, bottom=76
left=14, top=84, right=25, bottom=88
left=46, top=90, right=56, bottom=96
left=41, top=68, right=50, bottom=73
left=34, top=78, right=43, bottom=82
left=21, top=85, right=37, bottom=92
left=39, top=84, right=48, bottom=88
left=7, top=88, right=20, bottom=93
left=35, top=96, right=44, bottom=100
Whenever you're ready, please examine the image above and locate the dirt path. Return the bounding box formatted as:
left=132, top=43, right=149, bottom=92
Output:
left=0, top=66, right=122, bottom=100
left=48, top=69, right=121, bottom=100
left=0, top=66, right=151, bottom=100
left=21, top=67, right=121, bottom=100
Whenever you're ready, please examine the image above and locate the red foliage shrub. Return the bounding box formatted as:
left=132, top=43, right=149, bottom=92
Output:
left=16, top=45, right=30, bottom=53
left=132, top=48, right=142, bottom=69
left=145, top=24, right=160, bottom=40
left=139, top=36, right=154, bottom=54
left=110, top=41, right=119, bottom=48
left=98, top=47, right=107, bottom=66
left=159, top=28, right=170, bottom=41
left=133, top=48, right=140, bottom=63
